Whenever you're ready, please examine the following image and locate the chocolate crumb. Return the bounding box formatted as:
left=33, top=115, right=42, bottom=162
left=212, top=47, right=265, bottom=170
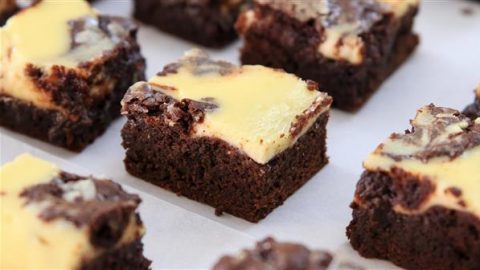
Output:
left=215, top=208, right=224, bottom=216
left=157, top=63, right=180, bottom=76
left=306, top=80, right=319, bottom=91
left=445, top=187, right=462, bottom=197
left=459, top=200, right=467, bottom=208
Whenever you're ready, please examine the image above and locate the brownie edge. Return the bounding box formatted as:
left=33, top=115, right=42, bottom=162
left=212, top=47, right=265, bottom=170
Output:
left=237, top=3, right=419, bottom=111
left=347, top=171, right=480, bottom=270
left=121, top=83, right=330, bottom=222
left=133, top=0, right=245, bottom=47
left=0, top=19, right=146, bottom=151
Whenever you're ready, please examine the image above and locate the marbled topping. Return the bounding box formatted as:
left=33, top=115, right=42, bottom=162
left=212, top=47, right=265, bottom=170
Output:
left=364, top=105, right=480, bottom=217
left=246, top=0, right=419, bottom=64
left=163, top=49, right=236, bottom=77
left=0, top=0, right=141, bottom=110
left=1, top=154, right=145, bottom=269
left=377, top=105, right=480, bottom=162
left=213, top=237, right=334, bottom=270
left=20, top=172, right=140, bottom=228
left=129, top=49, right=332, bottom=164
left=255, top=0, right=383, bottom=31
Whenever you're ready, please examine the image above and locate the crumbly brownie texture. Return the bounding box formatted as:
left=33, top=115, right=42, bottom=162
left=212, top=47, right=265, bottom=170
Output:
left=213, top=238, right=334, bottom=270
left=1, top=154, right=150, bottom=269
left=121, top=50, right=331, bottom=222
left=0, top=0, right=17, bottom=25
left=348, top=171, right=480, bottom=270
left=122, top=86, right=329, bottom=222
left=237, top=0, right=419, bottom=111
left=0, top=2, right=145, bottom=151
left=133, top=0, right=248, bottom=47
left=463, top=85, right=480, bottom=120
left=347, top=105, right=480, bottom=270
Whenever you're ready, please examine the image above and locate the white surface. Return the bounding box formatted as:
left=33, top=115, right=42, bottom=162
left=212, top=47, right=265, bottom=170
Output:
left=1, top=0, right=480, bottom=269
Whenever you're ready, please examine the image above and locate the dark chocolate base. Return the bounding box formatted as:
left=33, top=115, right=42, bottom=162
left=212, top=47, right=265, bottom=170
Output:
left=463, top=98, right=480, bottom=120
left=347, top=171, right=480, bottom=270
left=81, top=240, right=151, bottom=270
left=0, top=41, right=145, bottom=151
left=133, top=0, right=241, bottom=48
left=122, top=93, right=329, bottom=222
left=238, top=6, right=419, bottom=111
left=0, top=91, right=122, bottom=152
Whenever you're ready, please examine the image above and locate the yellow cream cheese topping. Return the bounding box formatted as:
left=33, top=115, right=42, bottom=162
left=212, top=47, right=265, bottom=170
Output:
left=0, top=0, right=121, bottom=109
left=0, top=154, right=92, bottom=269
left=364, top=105, right=480, bottom=216
left=0, top=154, right=143, bottom=269
left=149, top=49, right=331, bottom=164
left=2, top=0, right=94, bottom=62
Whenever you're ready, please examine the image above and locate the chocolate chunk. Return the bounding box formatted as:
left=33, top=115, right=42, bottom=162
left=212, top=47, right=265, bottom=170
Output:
left=213, top=237, right=333, bottom=270
left=382, top=104, right=480, bottom=161
left=20, top=172, right=141, bottom=248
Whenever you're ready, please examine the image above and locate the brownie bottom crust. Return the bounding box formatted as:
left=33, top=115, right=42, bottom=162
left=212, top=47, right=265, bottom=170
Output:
left=133, top=0, right=239, bottom=48
left=347, top=171, right=480, bottom=270
left=0, top=90, right=123, bottom=152
left=123, top=109, right=329, bottom=223
left=240, top=7, right=419, bottom=111
left=81, top=240, right=151, bottom=270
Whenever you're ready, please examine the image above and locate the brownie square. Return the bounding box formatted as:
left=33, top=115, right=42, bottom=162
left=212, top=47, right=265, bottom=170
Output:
left=121, top=49, right=332, bottom=222
left=0, top=1, right=145, bottom=151
left=1, top=154, right=150, bottom=269
left=463, top=85, right=480, bottom=120
left=236, top=0, right=420, bottom=111
left=133, top=0, right=249, bottom=48
left=347, top=105, right=480, bottom=270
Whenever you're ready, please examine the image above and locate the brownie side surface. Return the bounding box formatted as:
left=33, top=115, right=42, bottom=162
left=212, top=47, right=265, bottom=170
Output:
left=347, top=170, right=480, bottom=270
left=121, top=86, right=329, bottom=223
left=133, top=0, right=242, bottom=47
left=80, top=239, right=150, bottom=270
left=237, top=5, right=419, bottom=111
left=0, top=17, right=145, bottom=151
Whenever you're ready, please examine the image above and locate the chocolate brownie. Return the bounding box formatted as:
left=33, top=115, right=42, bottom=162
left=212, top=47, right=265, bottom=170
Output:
left=213, top=237, right=366, bottom=270
left=133, top=0, right=249, bottom=48
left=463, top=85, right=480, bottom=120
left=347, top=105, right=480, bottom=270
left=0, top=0, right=17, bottom=25
left=121, top=49, right=332, bottom=222
left=0, top=0, right=145, bottom=151
left=236, top=0, right=420, bottom=111
left=0, top=154, right=150, bottom=269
